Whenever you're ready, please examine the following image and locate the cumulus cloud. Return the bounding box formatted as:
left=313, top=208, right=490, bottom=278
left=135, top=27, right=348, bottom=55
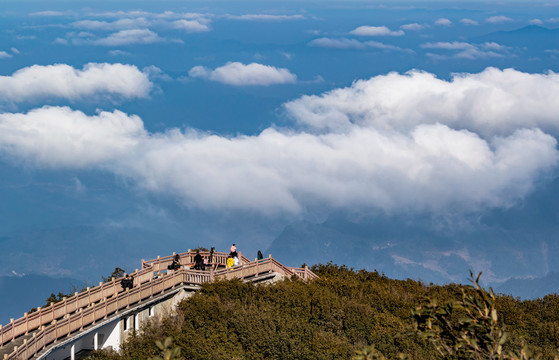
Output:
left=486, top=16, right=513, bottom=23
left=0, top=106, right=145, bottom=168
left=435, top=18, right=452, bottom=26
left=1, top=69, right=558, bottom=215
left=529, top=19, right=543, bottom=25
left=0, top=63, right=152, bottom=102
left=70, top=17, right=210, bottom=33
left=349, top=25, right=404, bottom=36
left=93, top=29, right=164, bottom=46
left=0, top=51, right=12, bottom=59
left=283, top=67, right=559, bottom=137
left=171, top=19, right=210, bottom=32
left=460, top=18, right=479, bottom=26
left=30, top=10, right=72, bottom=17
left=224, top=14, right=305, bottom=21
left=308, top=37, right=412, bottom=52
left=189, top=62, right=296, bottom=86
left=109, top=49, right=129, bottom=56
left=421, top=41, right=508, bottom=59
left=401, top=23, right=425, bottom=31
left=71, top=18, right=151, bottom=31
left=91, top=10, right=207, bottom=20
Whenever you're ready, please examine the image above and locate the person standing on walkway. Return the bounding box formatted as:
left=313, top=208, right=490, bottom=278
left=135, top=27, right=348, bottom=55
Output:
left=194, top=250, right=204, bottom=270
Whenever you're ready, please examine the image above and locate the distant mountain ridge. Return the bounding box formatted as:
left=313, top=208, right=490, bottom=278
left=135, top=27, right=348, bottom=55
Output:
left=267, top=177, right=559, bottom=298
left=472, top=25, right=559, bottom=48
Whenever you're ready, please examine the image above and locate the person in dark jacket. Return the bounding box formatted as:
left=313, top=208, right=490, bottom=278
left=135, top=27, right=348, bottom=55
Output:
left=257, top=250, right=263, bottom=260
left=194, top=250, right=204, bottom=270
left=120, top=274, right=133, bottom=290
left=168, top=253, right=181, bottom=271
left=230, top=243, right=238, bottom=258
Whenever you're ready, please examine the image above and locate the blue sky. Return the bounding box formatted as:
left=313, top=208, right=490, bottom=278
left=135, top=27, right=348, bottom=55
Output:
left=1, top=0, right=559, bottom=315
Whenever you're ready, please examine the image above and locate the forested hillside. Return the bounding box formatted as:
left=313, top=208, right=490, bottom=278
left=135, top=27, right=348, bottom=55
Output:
left=88, top=264, right=559, bottom=360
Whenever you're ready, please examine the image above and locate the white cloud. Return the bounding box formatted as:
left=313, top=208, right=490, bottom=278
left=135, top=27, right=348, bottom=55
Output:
left=0, top=106, right=145, bottom=168
left=435, top=18, right=452, bottom=26
left=1, top=69, right=558, bottom=215
left=93, top=29, right=164, bottom=46
left=0, top=51, right=12, bottom=59
left=349, top=26, right=404, bottom=36
left=170, top=19, right=210, bottom=32
left=189, top=62, right=296, bottom=86
left=308, top=37, right=412, bottom=52
left=486, top=16, right=513, bottom=24
left=91, top=10, right=207, bottom=20
left=30, top=10, right=72, bottom=17
left=109, top=49, right=129, bottom=56
left=421, top=41, right=508, bottom=59
left=0, top=107, right=556, bottom=215
left=71, top=13, right=212, bottom=34
left=10, top=48, right=20, bottom=54
left=400, top=23, right=424, bottom=31
left=309, top=38, right=367, bottom=49
left=0, top=63, right=152, bottom=102
left=529, top=19, right=543, bottom=25
left=54, top=38, right=68, bottom=45
left=225, top=14, right=305, bottom=21
left=71, top=18, right=151, bottom=31
left=283, top=68, right=559, bottom=137
left=460, top=18, right=479, bottom=26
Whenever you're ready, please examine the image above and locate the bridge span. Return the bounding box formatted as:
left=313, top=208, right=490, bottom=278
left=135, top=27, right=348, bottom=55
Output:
left=0, top=250, right=317, bottom=360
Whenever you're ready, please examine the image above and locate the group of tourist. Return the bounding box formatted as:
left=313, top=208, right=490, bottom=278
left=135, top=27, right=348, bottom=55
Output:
left=121, top=245, right=267, bottom=291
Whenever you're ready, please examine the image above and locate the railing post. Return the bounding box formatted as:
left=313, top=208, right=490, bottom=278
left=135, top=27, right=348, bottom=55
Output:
left=10, top=319, right=14, bottom=341
left=23, top=312, right=29, bottom=334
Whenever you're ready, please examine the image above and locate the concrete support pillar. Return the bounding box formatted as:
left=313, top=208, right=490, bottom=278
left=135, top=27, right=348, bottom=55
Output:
left=94, top=332, right=99, bottom=350
left=71, top=344, right=75, bottom=360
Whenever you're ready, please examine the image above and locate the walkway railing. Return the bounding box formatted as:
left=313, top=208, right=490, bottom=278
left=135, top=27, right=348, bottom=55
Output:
left=1, top=254, right=317, bottom=360
left=141, top=250, right=250, bottom=272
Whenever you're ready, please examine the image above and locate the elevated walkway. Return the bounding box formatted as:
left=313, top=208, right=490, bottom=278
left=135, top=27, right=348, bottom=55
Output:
left=1, top=250, right=317, bottom=360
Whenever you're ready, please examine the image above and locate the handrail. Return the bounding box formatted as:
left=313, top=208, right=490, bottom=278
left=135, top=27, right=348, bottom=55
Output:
left=7, top=269, right=199, bottom=360
left=0, top=265, right=156, bottom=348
left=1, top=254, right=317, bottom=359
left=142, top=250, right=251, bottom=272
left=289, top=267, right=319, bottom=280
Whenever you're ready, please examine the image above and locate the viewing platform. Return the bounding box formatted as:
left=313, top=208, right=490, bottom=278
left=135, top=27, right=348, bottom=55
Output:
left=0, top=249, right=317, bottom=360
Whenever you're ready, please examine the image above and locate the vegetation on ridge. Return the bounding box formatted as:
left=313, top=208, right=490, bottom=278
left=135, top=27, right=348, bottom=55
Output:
left=87, top=264, right=559, bottom=360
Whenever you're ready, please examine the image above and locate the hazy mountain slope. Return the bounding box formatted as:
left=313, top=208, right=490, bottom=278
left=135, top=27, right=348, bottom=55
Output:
left=268, top=178, right=559, bottom=296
